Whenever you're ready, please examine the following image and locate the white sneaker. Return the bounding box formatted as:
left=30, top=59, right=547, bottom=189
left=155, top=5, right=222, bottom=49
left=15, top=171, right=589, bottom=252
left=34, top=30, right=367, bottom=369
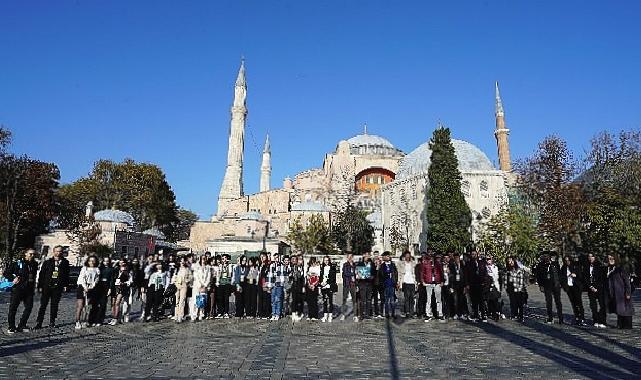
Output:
left=328, top=314, right=333, bottom=322
left=339, top=315, right=346, bottom=321
left=353, top=316, right=359, bottom=322
left=75, top=322, right=82, bottom=330
left=108, top=319, right=117, bottom=326
left=123, top=316, right=129, bottom=323
left=321, top=314, right=328, bottom=323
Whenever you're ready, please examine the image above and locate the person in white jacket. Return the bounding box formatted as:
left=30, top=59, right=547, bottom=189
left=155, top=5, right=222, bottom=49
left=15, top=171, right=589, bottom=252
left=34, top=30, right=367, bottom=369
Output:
left=76, top=255, right=100, bottom=329
left=173, top=257, right=193, bottom=323
left=191, top=255, right=211, bottom=321
left=147, top=263, right=168, bottom=322
left=399, top=251, right=416, bottom=318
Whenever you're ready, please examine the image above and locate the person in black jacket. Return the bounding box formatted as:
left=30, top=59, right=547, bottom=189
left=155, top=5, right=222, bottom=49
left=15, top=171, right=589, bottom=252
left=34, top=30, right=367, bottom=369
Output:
left=356, top=252, right=375, bottom=320
left=448, top=252, right=466, bottom=319
left=464, top=250, right=486, bottom=321
left=35, top=245, right=70, bottom=329
left=319, top=255, right=338, bottom=322
left=536, top=253, right=564, bottom=324
left=584, top=253, right=607, bottom=328
left=561, top=255, right=586, bottom=326
left=97, top=256, right=115, bottom=324
left=6, top=249, right=39, bottom=334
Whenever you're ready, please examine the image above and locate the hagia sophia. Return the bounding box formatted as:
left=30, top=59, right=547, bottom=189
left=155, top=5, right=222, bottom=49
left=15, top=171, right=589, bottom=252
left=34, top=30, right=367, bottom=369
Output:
left=186, top=61, right=514, bottom=255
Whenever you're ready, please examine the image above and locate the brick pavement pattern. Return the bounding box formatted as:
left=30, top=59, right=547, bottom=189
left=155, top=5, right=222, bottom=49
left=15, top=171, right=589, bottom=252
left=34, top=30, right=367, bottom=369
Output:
left=1, top=286, right=640, bottom=379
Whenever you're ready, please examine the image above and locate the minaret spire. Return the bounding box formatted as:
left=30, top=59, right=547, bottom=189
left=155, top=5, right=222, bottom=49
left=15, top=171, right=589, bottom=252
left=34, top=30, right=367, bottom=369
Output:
left=260, top=134, right=271, bottom=192
left=495, top=81, right=504, bottom=116
left=217, top=59, right=248, bottom=216
left=494, top=81, right=512, bottom=172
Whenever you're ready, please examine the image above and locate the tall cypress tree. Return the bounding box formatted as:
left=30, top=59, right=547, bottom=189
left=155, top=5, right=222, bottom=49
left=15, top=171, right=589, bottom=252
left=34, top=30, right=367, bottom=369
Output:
left=425, top=126, right=471, bottom=252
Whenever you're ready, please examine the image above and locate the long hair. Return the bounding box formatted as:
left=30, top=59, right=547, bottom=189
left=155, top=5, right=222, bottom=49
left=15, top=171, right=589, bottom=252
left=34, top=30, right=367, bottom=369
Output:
left=85, top=254, right=99, bottom=268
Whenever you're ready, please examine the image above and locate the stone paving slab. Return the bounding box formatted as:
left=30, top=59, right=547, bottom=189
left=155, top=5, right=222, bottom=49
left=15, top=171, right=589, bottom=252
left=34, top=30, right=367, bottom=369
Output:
left=0, top=286, right=640, bottom=379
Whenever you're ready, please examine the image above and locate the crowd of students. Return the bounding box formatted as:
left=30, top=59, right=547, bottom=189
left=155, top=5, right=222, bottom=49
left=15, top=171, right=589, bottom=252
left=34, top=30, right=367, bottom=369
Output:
left=3, top=245, right=636, bottom=334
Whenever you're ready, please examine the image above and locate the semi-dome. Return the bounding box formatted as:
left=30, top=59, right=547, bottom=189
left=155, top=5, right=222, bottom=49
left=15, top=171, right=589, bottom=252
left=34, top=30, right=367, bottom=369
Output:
left=94, top=209, right=135, bottom=225
left=366, top=211, right=383, bottom=229
left=396, top=139, right=495, bottom=180
left=291, top=201, right=330, bottom=212
left=347, top=133, right=396, bottom=149
left=143, top=227, right=166, bottom=240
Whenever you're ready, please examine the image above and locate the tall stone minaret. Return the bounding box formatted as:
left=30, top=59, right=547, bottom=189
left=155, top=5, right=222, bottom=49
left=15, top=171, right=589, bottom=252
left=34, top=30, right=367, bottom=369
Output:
left=217, top=59, right=247, bottom=216
left=494, top=81, right=512, bottom=172
left=260, top=134, right=271, bottom=192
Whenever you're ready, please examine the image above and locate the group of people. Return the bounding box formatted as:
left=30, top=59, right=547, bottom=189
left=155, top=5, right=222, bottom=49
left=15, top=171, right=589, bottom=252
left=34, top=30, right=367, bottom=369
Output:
left=3, top=245, right=636, bottom=334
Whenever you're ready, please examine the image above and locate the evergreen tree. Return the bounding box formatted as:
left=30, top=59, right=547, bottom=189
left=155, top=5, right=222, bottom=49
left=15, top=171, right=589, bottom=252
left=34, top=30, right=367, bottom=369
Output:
left=425, top=127, right=471, bottom=252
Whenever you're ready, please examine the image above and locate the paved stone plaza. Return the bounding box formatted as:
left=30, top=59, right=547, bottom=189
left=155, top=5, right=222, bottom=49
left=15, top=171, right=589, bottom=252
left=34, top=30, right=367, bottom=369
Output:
left=1, top=286, right=640, bottom=379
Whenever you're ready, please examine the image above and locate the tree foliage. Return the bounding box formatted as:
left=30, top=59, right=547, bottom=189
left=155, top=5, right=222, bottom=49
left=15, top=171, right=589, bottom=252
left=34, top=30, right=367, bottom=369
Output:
left=516, top=136, right=583, bottom=254
left=477, top=202, right=541, bottom=267
left=287, top=214, right=333, bottom=255
left=0, top=129, right=60, bottom=262
left=425, top=126, right=471, bottom=253
left=174, top=208, right=199, bottom=241
left=579, top=130, right=641, bottom=260
left=330, top=204, right=374, bottom=254
left=58, top=159, right=180, bottom=241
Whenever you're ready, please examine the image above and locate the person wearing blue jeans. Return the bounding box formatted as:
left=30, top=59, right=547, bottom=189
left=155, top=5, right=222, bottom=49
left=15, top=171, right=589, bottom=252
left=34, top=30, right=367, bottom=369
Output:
left=267, top=253, right=289, bottom=321
left=377, top=251, right=398, bottom=319
left=271, top=285, right=284, bottom=318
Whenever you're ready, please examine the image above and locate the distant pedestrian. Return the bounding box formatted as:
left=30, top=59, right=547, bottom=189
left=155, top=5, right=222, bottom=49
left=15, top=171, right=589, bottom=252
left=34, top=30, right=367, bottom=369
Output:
left=306, top=256, right=321, bottom=321
left=606, top=254, right=634, bottom=329
left=377, top=251, right=398, bottom=319
left=340, top=253, right=357, bottom=321
left=319, top=255, right=337, bottom=322
left=585, top=253, right=607, bottom=328
left=561, top=255, right=586, bottom=326
left=536, top=254, right=564, bottom=324
left=503, top=256, right=527, bottom=322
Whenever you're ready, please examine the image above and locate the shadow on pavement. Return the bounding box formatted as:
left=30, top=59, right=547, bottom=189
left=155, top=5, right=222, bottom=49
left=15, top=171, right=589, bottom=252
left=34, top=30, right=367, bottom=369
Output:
left=466, top=320, right=636, bottom=380
left=0, top=333, right=98, bottom=358
left=385, top=317, right=400, bottom=380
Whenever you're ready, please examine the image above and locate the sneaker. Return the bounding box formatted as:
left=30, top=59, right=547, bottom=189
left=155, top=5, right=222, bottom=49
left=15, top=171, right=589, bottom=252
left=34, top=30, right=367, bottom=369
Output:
left=328, top=314, right=333, bottom=323
left=108, top=319, right=118, bottom=326
left=354, top=316, right=359, bottom=322
left=82, top=322, right=89, bottom=328
left=75, top=322, right=82, bottom=330
left=7, top=328, right=16, bottom=334
left=424, top=316, right=433, bottom=322
left=452, top=315, right=459, bottom=320
left=545, top=319, right=553, bottom=324
left=438, top=317, right=447, bottom=323
left=481, top=318, right=488, bottom=323
left=339, top=315, right=346, bottom=321
left=123, top=316, right=129, bottom=323
left=321, top=314, right=328, bottom=323
left=16, top=326, right=30, bottom=333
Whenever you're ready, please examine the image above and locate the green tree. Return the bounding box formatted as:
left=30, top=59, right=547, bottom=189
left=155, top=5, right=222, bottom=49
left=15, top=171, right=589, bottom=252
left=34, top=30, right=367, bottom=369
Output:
left=0, top=155, right=60, bottom=261
left=331, top=204, right=374, bottom=254
left=425, top=126, right=471, bottom=253
left=174, top=208, right=199, bottom=241
left=580, top=129, right=641, bottom=260
left=58, top=159, right=180, bottom=241
left=477, top=202, right=541, bottom=267
left=287, top=214, right=333, bottom=254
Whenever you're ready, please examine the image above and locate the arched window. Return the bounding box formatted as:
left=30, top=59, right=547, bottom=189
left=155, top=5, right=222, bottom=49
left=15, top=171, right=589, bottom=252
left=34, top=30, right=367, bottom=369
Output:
left=461, top=180, right=471, bottom=197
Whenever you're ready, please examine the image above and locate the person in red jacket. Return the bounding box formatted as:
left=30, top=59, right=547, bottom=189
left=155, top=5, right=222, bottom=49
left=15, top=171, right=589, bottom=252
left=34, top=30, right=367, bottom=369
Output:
left=421, top=251, right=445, bottom=322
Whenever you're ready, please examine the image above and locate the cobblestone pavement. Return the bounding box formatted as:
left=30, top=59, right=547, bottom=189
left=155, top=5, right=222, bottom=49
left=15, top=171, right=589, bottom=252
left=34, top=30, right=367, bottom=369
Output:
left=1, top=286, right=640, bottom=379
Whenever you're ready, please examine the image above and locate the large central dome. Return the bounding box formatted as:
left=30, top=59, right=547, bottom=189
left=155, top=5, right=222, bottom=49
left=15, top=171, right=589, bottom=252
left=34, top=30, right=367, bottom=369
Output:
left=396, top=139, right=495, bottom=180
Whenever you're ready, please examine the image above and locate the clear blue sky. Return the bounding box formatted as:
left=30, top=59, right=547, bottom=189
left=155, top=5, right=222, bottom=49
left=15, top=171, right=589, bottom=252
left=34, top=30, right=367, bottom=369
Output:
left=2, top=1, right=640, bottom=219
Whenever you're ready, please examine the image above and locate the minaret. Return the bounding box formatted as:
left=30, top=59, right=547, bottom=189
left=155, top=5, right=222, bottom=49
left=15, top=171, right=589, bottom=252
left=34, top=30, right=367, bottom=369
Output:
left=260, top=134, right=271, bottom=192
left=494, top=82, right=512, bottom=172
left=217, top=59, right=247, bottom=216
